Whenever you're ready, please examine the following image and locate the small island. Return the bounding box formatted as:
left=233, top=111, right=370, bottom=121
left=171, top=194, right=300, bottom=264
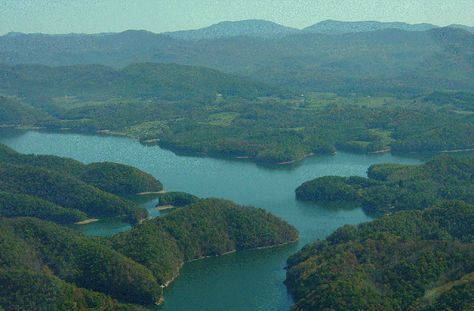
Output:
left=155, top=192, right=200, bottom=210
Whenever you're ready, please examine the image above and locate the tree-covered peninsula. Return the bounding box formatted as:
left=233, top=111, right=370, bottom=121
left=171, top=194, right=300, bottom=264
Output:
left=295, top=154, right=474, bottom=215
left=0, top=199, right=298, bottom=309
left=0, top=217, right=161, bottom=308
left=112, top=198, right=299, bottom=285
left=287, top=155, right=474, bottom=310
left=285, top=200, right=474, bottom=310
left=0, top=145, right=299, bottom=309
left=0, top=144, right=164, bottom=224
left=0, top=63, right=472, bottom=165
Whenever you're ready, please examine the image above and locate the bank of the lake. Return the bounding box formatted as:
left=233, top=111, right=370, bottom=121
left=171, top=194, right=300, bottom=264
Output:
left=0, top=129, right=425, bottom=311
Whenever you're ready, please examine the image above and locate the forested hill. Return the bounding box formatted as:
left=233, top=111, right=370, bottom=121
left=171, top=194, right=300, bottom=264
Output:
left=0, top=145, right=299, bottom=309
left=0, top=144, right=163, bottom=224
left=286, top=200, right=474, bottom=310
left=296, top=154, right=474, bottom=215
left=0, top=217, right=161, bottom=308
left=0, top=96, right=49, bottom=125
left=288, top=154, right=474, bottom=310
left=0, top=200, right=298, bottom=309
left=1, top=27, right=473, bottom=96
left=0, top=63, right=281, bottom=102
left=112, top=198, right=299, bottom=284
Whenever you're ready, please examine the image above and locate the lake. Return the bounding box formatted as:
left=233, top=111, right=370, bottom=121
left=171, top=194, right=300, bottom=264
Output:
left=0, top=129, right=424, bottom=311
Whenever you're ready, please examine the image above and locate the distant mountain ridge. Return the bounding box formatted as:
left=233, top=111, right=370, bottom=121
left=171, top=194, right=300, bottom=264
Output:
left=303, top=20, right=438, bottom=34
left=4, top=19, right=472, bottom=42
left=164, top=19, right=472, bottom=40
left=165, top=19, right=299, bottom=40
left=448, top=24, right=474, bottom=33
left=0, top=24, right=473, bottom=96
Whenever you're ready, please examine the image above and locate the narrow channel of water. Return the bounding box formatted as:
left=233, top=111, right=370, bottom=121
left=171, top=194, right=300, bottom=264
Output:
left=0, top=129, right=424, bottom=311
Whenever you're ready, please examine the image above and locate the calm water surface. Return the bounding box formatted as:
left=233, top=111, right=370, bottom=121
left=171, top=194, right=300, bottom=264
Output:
left=0, top=130, right=424, bottom=311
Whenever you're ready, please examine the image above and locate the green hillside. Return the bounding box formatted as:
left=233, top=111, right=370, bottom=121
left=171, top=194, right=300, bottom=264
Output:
left=0, top=144, right=167, bottom=223
left=296, top=154, right=474, bottom=215
left=286, top=201, right=474, bottom=310
left=0, top=200, right=299, bottom=309
left=0, top=217, right=161, bottom=306
left=289, top=155, right=474, bottom=310
left=0, top=96, right=49, bottom=125
left=112, top=198, right=299, bottom=284
left=1, top=28, right=472, bottom=96
left=0, top=63, right=281, bottom=103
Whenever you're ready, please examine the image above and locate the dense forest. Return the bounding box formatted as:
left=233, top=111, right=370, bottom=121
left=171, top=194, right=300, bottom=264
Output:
left=0, top=63, right=282, bottom=103
left=296, top=154, right=474, bottom=215
left=0, top=144, right=163, bottom=224
left=287, top=155, right=474, bottom=310
left=286, top=200, right=474, bottom=310
left=0, top=64, right=472, bottom=164
left=0, top=96, right=49, bottom=126
left=156, top=192, right=200, bottom=207
left=1, top=18, right=473, bottom=311
left=0, top=217, right=161, bottom=308
left=0, top=146, right=299, bottom=310
left=0, top=198, right=298, bottom=309
left=112, top=198, right=299, bottom=284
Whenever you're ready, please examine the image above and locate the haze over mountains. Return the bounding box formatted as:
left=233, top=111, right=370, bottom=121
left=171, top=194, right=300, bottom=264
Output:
left=0, top=63, right=278, bottom=102
left=166, top=19, right=446, bottom=40
left=1, top=19, right=473, bottom=96
left=5, top=19, right=473, bottom=40
left=165, top=20, right=300, bottom=40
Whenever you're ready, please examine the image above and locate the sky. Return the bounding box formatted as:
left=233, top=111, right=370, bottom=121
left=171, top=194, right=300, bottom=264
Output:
left=0, top=0, right=473, bottom=35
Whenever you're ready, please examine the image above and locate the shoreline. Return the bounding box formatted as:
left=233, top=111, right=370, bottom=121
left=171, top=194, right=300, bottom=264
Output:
left=156, top=204, right=176, bottom=211
left=440, top=148, right=474, bottom=153
left=277, top=153, right=314, bottom=165
left=3, top=126, right=473, bottom=168
left=137, top=190, right=166, bottom=196
left=369, top=148, right=391, bottom=154
left=157, top=238, right=299, bottom=305
left=3, top=126, right=315, bottom=166
left=75, top=218, right=99, bottom=225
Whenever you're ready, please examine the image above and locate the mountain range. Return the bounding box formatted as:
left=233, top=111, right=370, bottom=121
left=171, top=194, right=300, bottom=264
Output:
left=6, top=19, right=471, bottom=41
left=165, top=19, right=299, bottom=40
left=165, top=19, right=447, bottom=40
left=0, top=20, right=473, bottom=96
left=168, top=19, right=473, bottom=39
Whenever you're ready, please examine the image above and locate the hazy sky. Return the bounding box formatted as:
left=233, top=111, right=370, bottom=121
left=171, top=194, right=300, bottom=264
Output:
left=1, top=0, right=473, bottom=35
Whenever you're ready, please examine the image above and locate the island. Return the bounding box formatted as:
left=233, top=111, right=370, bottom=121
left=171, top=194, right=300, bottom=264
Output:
left=155, top=191, right=200, bottom=210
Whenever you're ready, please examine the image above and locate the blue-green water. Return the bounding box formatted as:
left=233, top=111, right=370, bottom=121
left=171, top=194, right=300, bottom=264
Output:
left=0, top=130, right=424, bottom=311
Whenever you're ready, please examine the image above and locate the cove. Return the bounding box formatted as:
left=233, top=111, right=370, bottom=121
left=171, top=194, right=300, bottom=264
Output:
left=0, top=129, right=424, bottom=311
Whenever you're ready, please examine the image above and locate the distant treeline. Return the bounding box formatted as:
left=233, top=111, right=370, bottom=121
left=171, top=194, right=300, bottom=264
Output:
left=1, top=27, right=473, bottom=96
